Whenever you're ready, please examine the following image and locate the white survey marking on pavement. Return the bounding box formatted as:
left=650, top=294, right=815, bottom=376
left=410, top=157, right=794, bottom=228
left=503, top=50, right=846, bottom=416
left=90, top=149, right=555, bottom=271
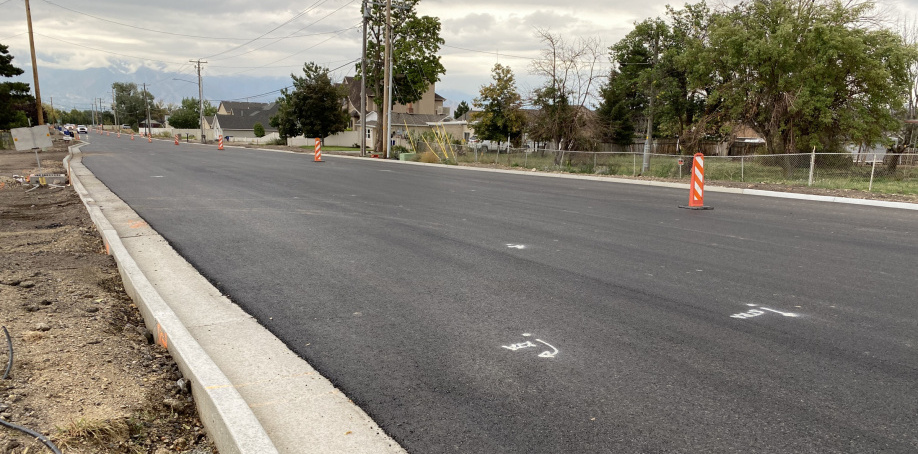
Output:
left=506, top=244, right=526, bottom=249
left=151, top=175, right=164, bottom=178
left=536, top=339, right=559, bottom=358
left=732, top=304, right=799, bottom=319
left=502, top=335, right=559, bottom=359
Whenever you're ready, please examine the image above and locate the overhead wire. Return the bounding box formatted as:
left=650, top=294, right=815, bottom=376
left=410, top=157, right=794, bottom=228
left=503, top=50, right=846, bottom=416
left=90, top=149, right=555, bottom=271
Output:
left=221, top=23, right=361, bottom=76
left=211, top=0, right=359, bottom=61
left=203, top=0, right=332, bottom=60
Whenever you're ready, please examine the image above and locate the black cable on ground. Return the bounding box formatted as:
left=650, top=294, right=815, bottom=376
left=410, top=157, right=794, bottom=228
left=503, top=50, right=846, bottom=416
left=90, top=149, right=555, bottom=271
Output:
left=0, top=418, right=63, bottom=454
left=2, top=326, right=11, bottom=380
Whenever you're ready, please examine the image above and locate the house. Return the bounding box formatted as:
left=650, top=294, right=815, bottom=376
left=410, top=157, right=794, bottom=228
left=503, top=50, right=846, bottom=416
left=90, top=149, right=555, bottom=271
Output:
left=321, top=77, right=457, bottom=149
left=210, top=101, right=279, bottom=142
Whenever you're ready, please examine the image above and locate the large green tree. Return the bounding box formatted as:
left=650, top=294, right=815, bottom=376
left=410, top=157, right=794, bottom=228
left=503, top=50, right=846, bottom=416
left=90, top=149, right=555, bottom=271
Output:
left=358, top=0, right=446, bottom=152
left=168, top=97, right=216, bottom=129
left=113, top=82, right=156, bottom=128
left=0, top=43, right=34, bottom=129
left=600, top=4, right=712, bottom=150
left=689, top=0, right=915, bottom=162
left=271, top=62, right=349, bottom=142
left=472, top=64, right=526, bottom=147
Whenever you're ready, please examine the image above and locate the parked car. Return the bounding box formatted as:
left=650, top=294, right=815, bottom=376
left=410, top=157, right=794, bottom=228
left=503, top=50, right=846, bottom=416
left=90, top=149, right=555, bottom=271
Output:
left=76, top=125, right=88, bottom=133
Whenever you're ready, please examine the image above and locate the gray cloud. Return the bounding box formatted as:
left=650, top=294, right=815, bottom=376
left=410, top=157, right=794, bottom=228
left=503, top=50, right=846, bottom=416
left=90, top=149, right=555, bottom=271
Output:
left=1, top=0, right=912, bottom=106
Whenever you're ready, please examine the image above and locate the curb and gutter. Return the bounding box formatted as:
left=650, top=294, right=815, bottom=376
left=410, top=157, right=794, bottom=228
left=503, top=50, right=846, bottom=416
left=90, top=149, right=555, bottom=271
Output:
left=65, top=142, right=405, bottom=454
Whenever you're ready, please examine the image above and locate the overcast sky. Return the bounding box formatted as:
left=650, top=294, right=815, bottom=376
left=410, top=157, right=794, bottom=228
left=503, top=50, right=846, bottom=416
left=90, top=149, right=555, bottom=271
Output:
left=1, top=0, right=916, bottom=107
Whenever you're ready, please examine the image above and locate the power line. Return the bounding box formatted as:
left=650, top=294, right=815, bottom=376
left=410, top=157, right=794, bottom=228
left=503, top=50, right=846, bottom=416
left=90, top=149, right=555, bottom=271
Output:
left=222, top=23, right=360, bottom=76
left=204, top=0, right=333, bottom=60
left=441, top=44, right=537, bottom=61
left=221, top=58, right=359, bottom=102
left=212, top=0, right=358, bottom=61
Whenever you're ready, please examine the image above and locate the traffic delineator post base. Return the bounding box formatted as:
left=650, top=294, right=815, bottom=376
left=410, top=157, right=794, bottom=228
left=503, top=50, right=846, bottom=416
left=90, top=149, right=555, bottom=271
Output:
left=679, top=153, right=713, bottom=210
left=314, top=138, right=323, bottom=162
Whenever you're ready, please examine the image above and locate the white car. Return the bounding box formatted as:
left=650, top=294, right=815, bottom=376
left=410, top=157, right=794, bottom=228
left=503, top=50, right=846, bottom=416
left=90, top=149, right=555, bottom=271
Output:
left=76, top=125, right=88, bottom=134
left=468, top=136, right=511, bottom=152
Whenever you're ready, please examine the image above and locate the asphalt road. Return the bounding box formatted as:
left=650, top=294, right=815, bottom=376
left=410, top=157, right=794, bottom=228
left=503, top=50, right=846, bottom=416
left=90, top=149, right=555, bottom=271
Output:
left=80, top=134, right=918, bottom=453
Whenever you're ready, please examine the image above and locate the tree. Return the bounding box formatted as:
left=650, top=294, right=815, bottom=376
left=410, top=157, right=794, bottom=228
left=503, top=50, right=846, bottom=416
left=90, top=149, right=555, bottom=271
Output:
left=253, top=122, right=265, bottom=138
left=358, top=0, right=446, bottom=152
left=167, top=98, right=217, bottom=129
left=0, top=43, right=34, bottom=129
left=529, top=30, right=604, bottom=155
left=454, top=100, right=469, bottom=119
left=168, top=97, right=216, bottom=129
left=271, top=62, right=349, bottom=142
left=472, top=64, right=526, bottom=147
left=600, top=4, right=713, bottom=151
left=113, top=82, right=155, bottom=128
left=689, top=0, right=915, bottom=168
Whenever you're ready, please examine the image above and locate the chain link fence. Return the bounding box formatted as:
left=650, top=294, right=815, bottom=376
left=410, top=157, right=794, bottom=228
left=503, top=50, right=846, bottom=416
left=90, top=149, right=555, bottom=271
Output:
left=445, top=146, right=918, bottom=194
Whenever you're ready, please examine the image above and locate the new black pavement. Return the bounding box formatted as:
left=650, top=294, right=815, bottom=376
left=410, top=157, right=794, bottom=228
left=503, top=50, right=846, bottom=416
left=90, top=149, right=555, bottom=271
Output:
left=80, top=135, right=918, bottom=453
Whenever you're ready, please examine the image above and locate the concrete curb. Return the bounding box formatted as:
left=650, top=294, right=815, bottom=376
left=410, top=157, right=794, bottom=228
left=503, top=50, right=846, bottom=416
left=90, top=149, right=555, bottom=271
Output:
left=317, top=153, right=918, bottom=211
left=64, top=144, right=279, bottom=454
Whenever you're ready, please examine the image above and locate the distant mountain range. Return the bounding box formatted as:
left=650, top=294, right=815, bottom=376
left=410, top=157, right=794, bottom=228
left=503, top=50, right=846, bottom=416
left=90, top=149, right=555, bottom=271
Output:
left=11, top=65, right=289, bottom=111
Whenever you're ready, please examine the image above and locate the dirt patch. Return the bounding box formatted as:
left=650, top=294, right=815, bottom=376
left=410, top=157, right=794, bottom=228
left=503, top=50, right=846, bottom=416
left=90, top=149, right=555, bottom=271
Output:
left=1, top=141, right=215, bottom=453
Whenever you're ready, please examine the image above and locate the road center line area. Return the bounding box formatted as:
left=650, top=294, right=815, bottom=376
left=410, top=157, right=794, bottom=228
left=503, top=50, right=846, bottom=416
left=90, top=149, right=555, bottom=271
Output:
left=80, top=135, right=918, bottom=453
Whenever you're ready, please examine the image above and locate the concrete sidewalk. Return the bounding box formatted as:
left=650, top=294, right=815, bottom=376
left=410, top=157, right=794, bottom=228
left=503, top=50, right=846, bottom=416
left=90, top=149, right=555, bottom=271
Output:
left=66, top=143, right=406, bottom=454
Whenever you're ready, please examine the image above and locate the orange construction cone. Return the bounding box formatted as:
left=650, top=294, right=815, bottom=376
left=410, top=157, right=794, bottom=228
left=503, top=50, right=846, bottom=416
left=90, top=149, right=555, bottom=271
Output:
left=218, top=135, right=224, bottom=150
left=679, top=153, right=713, bottom=210
left=174, top=135, right=180, bottom=146
left=314, top=138, right=323, bottom=162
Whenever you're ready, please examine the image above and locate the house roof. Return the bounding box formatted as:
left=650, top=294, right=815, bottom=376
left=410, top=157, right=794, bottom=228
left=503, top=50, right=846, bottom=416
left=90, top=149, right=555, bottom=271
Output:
left=214, top=103, right=279, bottom=132
left=391, top=112, right=455, bottom=127
left=219, top=101, right=274, bottom=116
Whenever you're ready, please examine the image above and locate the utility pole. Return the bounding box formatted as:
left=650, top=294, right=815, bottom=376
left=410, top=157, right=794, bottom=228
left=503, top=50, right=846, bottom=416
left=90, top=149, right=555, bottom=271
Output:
left=49, top=96, right=53, bottom=124
left=142, top=83, right=151, bottom=137
left=641, top=32, right=658, bottom=175
left=382, top=0, right=392, bottom=158
left=24, top=0, right=44, bottom=125
left=361, top=0, right=369, bottom=157
left=191, top=59, right=207, bottom=143
left=112, top=86, right=118, bottom=129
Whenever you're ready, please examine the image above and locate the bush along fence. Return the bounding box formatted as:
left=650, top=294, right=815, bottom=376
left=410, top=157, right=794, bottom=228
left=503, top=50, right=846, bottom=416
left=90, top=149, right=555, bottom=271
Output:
left=449, top=145, right=918, bottom=195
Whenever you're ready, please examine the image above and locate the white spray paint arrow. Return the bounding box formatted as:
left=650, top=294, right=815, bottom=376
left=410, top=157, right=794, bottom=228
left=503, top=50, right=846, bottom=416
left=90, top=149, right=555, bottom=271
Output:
left=747, top=304, right=799, bottom=317
left=536, top=339, right=559, bottom=358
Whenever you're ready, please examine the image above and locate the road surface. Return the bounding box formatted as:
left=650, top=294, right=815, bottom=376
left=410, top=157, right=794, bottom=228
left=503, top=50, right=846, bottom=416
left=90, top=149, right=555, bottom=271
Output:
left=80, top=134, right=918, bottom=453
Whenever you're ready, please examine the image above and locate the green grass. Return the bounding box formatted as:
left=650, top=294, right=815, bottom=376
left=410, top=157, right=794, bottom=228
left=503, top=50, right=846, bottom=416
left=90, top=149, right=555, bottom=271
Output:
left=452, top=150, right=918, bottom=196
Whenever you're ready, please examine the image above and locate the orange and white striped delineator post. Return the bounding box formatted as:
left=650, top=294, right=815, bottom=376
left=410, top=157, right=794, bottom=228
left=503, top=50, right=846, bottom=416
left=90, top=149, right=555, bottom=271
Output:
left=679, top=153, right=713, bottom=210
left=218, top=135, right=224, bottom=150
left=314, top=137, right=323, bottom=162
left=174, top=134, right=180, bottom=146
left=147, top=133, right=152, bottom=143
left=130, top=132, right=134, bottom=140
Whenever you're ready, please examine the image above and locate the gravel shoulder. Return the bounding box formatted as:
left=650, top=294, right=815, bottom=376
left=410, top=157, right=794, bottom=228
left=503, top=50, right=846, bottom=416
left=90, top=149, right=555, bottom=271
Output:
left=0, top=140, right=215, bottom=454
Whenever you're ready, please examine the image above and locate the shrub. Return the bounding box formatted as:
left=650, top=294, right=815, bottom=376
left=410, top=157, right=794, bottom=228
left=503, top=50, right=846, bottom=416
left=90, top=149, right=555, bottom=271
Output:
left=253, top=122, right=266, bottom=138
left=419, top=151, right=439, bottom=163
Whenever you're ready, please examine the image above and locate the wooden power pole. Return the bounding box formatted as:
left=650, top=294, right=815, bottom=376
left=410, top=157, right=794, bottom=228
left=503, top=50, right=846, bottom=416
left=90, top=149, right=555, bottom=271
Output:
left=24, top=0, right=44, bottom=125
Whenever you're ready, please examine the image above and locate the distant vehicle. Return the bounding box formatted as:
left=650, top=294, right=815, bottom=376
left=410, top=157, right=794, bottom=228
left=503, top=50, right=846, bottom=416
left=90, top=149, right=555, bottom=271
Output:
left=468, top=136, right=510, bottom=152
left=120, top=124, right=131, bottom=130
left=76, top=125, right=88, bottom=133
